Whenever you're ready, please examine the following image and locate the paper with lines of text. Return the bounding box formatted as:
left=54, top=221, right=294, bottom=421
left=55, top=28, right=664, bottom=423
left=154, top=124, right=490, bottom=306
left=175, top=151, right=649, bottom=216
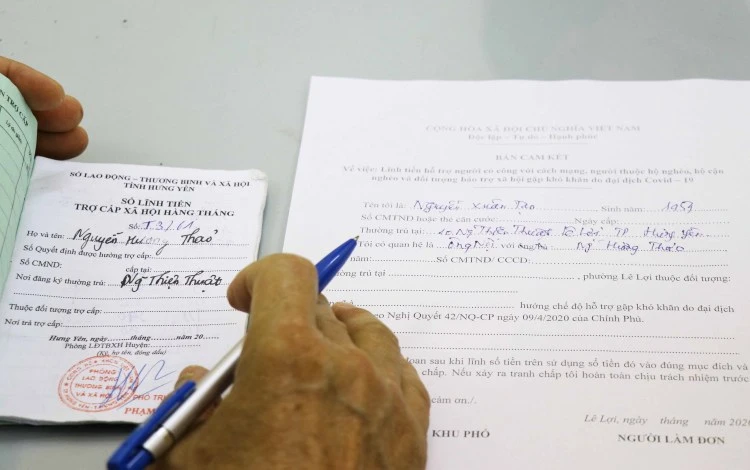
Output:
left=0, top=158, right=266, bottom=423
left=284, top=77, right=750, bottom=469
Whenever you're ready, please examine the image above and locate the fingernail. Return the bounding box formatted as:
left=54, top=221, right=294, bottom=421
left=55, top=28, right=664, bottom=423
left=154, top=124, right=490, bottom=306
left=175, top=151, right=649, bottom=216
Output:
left=175, top=366, right=201, bottom=388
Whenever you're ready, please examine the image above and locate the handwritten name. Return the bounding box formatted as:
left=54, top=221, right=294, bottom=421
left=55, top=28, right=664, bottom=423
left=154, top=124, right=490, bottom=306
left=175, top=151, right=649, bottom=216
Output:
left=414, top=199, right=535, bottom=214
left=120, top=270, right=222, bottom=292
left=71, top=228, right=122, bottom=251
left=180, top=228, right=217, bottom=246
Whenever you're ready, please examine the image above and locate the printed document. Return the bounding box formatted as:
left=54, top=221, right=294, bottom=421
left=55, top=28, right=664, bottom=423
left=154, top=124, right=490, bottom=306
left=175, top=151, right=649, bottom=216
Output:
left=284, top=78, right=750, bottom=469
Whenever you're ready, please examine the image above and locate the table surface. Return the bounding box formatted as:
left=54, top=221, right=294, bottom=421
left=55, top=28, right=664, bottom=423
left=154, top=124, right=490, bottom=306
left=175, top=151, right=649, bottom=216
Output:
left=2, top=0, right=750, bottom=468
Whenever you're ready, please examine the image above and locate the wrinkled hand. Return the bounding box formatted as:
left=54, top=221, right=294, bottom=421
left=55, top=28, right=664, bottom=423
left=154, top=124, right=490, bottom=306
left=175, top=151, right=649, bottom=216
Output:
left=0, top=57, right=87, bottom=159
left=151, top=254, right=430, bottom=470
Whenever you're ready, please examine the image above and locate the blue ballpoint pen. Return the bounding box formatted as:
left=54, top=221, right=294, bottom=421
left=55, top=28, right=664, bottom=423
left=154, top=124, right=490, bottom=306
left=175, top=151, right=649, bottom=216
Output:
left=107, top=236, right=359, bottom=470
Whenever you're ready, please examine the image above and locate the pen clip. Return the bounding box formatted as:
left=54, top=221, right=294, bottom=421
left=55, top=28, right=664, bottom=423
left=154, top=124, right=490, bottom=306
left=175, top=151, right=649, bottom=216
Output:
left=107, top=380, right=197, bottom=470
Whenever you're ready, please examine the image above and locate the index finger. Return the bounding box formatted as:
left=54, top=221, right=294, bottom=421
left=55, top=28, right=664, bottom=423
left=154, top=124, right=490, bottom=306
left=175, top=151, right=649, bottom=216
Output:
left=0, top=57, right=64, bottom=111
left=227, top=253, right=319, bottom=344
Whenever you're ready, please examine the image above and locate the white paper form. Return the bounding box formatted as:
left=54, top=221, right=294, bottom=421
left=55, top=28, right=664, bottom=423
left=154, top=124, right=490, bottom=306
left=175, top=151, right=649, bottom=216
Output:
left=0, top=158, right=266, bottom=423
left=283, top=78, right=750, bottom=469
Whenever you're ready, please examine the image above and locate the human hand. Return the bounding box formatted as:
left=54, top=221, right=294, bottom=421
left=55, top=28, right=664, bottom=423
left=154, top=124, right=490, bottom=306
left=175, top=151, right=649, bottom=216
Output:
left=0, top=57, right=87, bottom=159
left=150, top=254, right=430, bottom=470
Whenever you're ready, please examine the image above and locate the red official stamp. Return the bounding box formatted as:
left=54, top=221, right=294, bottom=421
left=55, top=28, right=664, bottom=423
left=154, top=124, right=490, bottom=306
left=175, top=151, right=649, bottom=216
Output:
left=58, top=356, right=140, bottom=412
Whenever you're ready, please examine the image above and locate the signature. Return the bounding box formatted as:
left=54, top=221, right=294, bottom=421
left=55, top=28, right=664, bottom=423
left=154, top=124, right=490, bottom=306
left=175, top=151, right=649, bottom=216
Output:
left=101, top=359, right=177, bottom=407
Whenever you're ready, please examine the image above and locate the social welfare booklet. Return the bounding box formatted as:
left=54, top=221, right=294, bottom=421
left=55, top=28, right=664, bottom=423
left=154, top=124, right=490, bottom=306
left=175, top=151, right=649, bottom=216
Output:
left=0, top=74, right=267, bottom=424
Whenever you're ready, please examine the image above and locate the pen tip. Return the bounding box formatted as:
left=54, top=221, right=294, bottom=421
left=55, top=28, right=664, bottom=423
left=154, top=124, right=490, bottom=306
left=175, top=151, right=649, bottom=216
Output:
left=353, top=235, right=359, bottom=241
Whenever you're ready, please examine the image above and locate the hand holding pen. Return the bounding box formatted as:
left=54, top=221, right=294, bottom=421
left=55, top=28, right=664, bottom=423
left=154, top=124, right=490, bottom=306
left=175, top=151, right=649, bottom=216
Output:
left=110, top=242, right=430, bottom=470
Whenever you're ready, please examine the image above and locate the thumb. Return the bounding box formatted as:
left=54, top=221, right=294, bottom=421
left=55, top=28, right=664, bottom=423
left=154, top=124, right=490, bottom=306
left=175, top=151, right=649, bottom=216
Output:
left=0, top=57, right=64, bottom=111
